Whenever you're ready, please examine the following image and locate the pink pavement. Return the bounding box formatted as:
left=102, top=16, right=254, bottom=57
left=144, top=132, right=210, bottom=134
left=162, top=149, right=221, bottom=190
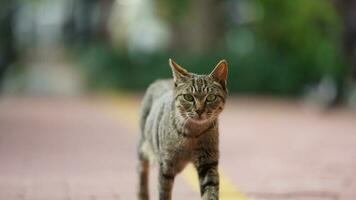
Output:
left=0, top=96, right=356, bottom=200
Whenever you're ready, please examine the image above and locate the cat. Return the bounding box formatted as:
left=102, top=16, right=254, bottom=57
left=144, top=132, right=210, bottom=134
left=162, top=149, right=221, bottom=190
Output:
left=137, top=58, right=228, bottom=200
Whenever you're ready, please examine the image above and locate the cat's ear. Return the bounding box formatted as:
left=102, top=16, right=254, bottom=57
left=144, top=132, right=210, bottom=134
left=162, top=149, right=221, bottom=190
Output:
left=210, top=59, right=228, bottom=89
left=169, top=58, right=190, bottom=85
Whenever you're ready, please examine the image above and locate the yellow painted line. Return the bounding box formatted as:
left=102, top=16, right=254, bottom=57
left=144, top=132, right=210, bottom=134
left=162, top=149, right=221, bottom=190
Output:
left=107, top=94, right=247, bottom=200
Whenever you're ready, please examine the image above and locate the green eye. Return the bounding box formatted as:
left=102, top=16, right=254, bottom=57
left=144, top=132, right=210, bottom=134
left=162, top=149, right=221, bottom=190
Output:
left=183, top=94, right=194, bottom=101
left=206, top=94, right=217, bottom=102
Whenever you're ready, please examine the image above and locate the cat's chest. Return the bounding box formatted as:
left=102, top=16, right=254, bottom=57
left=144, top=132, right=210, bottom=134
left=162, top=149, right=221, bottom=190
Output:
left=162, top=137, right=197, bottom=171
left=163, top=135, right=197, bottom=159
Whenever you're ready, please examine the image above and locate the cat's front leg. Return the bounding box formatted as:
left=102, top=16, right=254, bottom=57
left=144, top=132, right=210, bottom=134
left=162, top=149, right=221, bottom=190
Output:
left=196, top=161, right=219, bottom=200
left=158, top=161, right=175, bottom=200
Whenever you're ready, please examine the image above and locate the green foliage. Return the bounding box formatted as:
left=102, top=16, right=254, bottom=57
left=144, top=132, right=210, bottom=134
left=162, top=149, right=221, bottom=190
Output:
left=156, top=0, right=190, bottom=22
left=255, top=0, right=343, bottom=76
left=74, top=0, right=346, bottom=96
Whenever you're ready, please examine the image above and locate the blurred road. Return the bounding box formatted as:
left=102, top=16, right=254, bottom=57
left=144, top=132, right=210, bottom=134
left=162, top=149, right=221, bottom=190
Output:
left=0, top=96, right=356, bottom=200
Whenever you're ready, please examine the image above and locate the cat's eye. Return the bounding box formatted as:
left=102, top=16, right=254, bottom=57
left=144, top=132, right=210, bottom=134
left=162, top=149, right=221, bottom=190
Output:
left=206, top=94, right=217, bottom=102
left=183, top=94, right=194, bottom=101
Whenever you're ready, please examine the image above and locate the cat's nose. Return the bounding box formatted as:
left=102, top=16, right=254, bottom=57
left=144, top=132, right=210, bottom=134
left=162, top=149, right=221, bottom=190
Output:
left=195, top=108, right=204, bottom=116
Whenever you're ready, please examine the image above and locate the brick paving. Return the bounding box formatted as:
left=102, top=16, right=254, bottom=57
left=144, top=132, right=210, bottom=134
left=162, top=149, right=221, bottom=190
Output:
left=220, top=98, right=356, bottom=200
left=0, top=96, right=355, bottom=200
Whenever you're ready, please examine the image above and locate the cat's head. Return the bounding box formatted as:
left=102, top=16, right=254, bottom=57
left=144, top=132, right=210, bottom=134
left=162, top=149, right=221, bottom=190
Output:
left=169, top=58, right=228, bottom=123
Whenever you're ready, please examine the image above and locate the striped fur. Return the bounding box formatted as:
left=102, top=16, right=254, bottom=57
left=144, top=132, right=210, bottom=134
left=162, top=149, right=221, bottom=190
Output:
left=138, top=59, right=228, bottom=200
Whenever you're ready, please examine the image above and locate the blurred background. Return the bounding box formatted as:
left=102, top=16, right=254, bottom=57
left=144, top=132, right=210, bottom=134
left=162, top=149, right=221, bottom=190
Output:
left=1, top=0, right=356, bottom=200
left=1, top=0, right=356, bottom=104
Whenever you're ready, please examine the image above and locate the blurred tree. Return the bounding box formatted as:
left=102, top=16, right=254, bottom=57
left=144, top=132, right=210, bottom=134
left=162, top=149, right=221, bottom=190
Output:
left=157, top=0, right=227, bottom=52
left=333, top=0, right=356, bottom=94
left=0, top=0, right=18, bottom=91
left=63, top=0, right=114, bottom=45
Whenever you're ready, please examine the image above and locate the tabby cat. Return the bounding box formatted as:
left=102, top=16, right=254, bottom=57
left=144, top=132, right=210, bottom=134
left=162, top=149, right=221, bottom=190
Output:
left=138, top=59, right=228, bottom=200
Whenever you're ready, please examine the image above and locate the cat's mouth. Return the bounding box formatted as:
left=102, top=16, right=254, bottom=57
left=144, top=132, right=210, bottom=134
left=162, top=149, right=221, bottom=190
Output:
left=184, top=112, right=211, bottom=122
left=189, top=114, right=209, bottom=121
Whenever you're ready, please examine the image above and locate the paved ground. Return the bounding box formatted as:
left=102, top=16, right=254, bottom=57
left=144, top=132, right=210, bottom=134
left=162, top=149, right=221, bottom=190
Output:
left=0, top=95, right=356, bottom=200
